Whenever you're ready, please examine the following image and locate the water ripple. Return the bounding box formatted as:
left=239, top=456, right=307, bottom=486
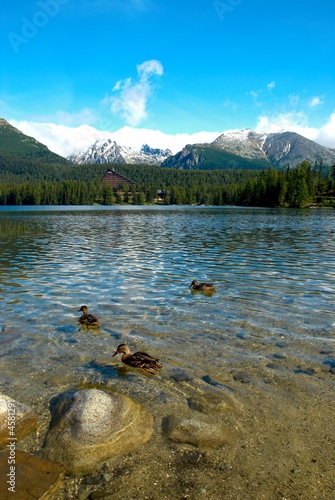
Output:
left=1, top=206, right=335, bottom=399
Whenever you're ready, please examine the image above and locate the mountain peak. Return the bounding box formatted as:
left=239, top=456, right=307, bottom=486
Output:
left=68, top=140, right=172, bottom=165
left=212, top=129, right=268, bottom=161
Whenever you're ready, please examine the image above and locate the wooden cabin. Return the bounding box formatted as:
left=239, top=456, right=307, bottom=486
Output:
left=101, top=168, right=135, bottom=189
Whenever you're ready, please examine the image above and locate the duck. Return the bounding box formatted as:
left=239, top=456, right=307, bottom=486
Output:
left=77, top=305, right=100, bottom=328
left=189, top=279, right=216, bottom=292
left=112, top=344, right=162, bottom=374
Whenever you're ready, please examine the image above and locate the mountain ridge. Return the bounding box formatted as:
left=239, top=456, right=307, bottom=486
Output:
left=164, top=129, right=335, bottom=170
left=68, top=128, right=335, bottom=169
left=0, top=118, right=69, bottom=164
left=67, top=138, right=172, bottom=165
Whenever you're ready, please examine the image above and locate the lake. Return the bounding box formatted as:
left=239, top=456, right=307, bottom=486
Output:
left=1, top=205, right=335, bottom=499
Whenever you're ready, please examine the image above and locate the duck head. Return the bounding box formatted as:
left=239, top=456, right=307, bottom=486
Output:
left=78, top=305, right=88, bottom=314
left=112, top=344, right=131, bottom=357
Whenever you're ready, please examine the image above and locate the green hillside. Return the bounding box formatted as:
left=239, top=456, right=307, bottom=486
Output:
left=162, top=144, right=271, bottom=170
left=0, top=153, right=106, bottom=183
left=195, top=145, right=271, bottom=170
left=0, top=118, right=69, bottom=164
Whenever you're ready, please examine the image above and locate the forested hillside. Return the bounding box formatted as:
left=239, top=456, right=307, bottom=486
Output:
left=0, top=119, right=69, bottom=164
left=0, top=156, right=334, bottom=208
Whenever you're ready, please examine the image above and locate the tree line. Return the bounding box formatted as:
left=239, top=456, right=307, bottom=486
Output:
left=0, top=158, right=334, bottom=208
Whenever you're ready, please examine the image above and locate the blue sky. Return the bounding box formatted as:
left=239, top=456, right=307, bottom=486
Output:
left=1, top=0, right=335, bottom=155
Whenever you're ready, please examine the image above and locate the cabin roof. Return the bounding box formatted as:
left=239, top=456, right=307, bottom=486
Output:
left=101, top=168, right=135, bottom=188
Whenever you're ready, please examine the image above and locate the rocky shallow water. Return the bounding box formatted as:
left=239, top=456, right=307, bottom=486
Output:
left=2, top=356, right=334, bottom=499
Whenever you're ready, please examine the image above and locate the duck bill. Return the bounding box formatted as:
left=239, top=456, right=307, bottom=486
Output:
left=112, top=350, right=119, bottom=357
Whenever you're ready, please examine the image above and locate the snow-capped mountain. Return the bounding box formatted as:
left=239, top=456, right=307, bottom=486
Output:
left=68, top=129, right=335, bottom=169
left=68, top=139, right=172, bottom=165
left=213, top=129, right=335, bottom=167
left=162, top=129, right=335, bottom=169
left=211, top=129, right=268, bottom=160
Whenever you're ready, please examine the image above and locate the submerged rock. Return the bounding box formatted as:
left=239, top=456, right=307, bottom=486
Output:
left=0, top=392, right=37, bottom=448
left=231, top=371, right=251, bottom=383
left=170, top=368, right=193, bottom=383
left=187, top=393, right=237, bottom=415
left=163, top=413, right=236, bottom=449
left=43, top=388, right=153, bottom=473
left=0, top=450, right=64, bottom=500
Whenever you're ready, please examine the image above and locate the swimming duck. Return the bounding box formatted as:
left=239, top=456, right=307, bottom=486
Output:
left=189, top=279, right=216, bottom=291
left=112, top=344, right=162, bottom=374
left=77, top=305, right=100, bottom=328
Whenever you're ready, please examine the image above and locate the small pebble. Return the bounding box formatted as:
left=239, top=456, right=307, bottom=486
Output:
left=320, top=348, right=333, bottom=355
left=202, top=375, right=220, bottom=387
left=232, top=371, right=251, bottom=383
left=77, top=488, right=91, bottom=500
left=276, top=342, right=287, bottom=348
left=273, top=352, right=287, bottom=360
left=63, top=338, right=78, bottom=344
left=266, top=363, right=281, bottom=370
left=170, top=369, right=193, bottom=382
left=295, top=366, right=317, bottom=376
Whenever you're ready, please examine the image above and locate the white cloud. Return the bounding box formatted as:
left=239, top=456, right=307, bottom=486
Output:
left=110, top=126, right=220, bottom=152
left=137, top=59, right=163, bottom=78
left=267, top=81, right=276, bottom=90
left=309, top=96, right=324, bottom=109
left=256, top=111, right=310, bottom=134
left=9, top=120, right=109, bottom=157
left=222, top=98, right=238, bottom=111
left=315, top=111, right=335, bottom=147
left=10, top=109, right=335, bottom=160
left=104, top=60, right=164, bottom=127
left=255, top=110, right=335, bottom=148
left=248, top=89, right=262, bottom=107
left=9, top=120, right=221, bottom=157
left=289, top=95, right=300, bottom=107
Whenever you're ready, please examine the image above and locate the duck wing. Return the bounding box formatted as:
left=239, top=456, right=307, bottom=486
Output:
left=128, top=351, right=162, bottom=370
left=88, top=313, right=99, bottom=322
left=134, top=351, right=159, bottom=361
left=79, top=314, right=99, bottom=326
left=197, top=282, right=216, bottom=290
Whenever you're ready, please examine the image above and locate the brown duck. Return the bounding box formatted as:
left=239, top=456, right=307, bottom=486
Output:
left=112, top=344, right=162, bottom=374
left=77, top=305, right=100, bottom=328
left=189, top=279, right=216, bottom=291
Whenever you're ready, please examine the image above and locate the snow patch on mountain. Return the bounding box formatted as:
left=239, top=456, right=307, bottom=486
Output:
left=68, top=138, right=172, bottom=165
left=212, top=129, right=268, bottom=160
